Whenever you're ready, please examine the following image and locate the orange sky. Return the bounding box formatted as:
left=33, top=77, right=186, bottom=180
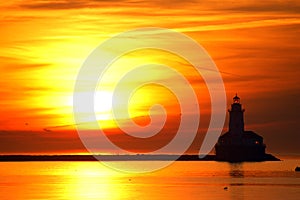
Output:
left=0, top=0, right=299, bottom=154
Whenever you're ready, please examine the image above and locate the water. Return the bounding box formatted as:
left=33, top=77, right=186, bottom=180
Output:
left=0, top=158, right=299, bottom=200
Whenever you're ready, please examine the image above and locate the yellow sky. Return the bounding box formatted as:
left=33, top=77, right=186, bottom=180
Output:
left=0, top=0, right=299, bottom=154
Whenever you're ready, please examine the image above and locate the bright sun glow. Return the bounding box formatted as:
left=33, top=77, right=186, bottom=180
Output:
left=94, top=91, right=113, bottom=120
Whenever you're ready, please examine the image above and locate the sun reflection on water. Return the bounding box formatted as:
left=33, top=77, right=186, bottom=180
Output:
left=0, top=160, right=299, bottom=200
left=57, top=162, right=128, bottom=200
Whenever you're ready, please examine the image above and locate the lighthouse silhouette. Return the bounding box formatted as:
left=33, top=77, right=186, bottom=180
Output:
left=215, top=94, right=268, bottom=162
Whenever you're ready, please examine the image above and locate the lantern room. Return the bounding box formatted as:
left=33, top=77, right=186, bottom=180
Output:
left=233, top=94, right=240, bottom=104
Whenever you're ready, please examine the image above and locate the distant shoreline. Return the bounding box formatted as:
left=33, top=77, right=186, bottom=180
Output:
left=0, top=154, right=280, bottom=162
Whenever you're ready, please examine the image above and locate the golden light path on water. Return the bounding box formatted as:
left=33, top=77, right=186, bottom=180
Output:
left=0, top=160, right=299, bottom=199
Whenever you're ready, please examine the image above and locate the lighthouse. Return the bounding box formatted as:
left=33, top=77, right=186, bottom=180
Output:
left=215, top=94, right=267, bottom=162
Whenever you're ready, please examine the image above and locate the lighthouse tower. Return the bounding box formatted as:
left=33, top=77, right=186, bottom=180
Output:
left=228, top=94, right=245, bottom=143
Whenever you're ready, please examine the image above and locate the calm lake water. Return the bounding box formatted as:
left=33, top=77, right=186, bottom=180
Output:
left=0, top=157, right=299, bottom=200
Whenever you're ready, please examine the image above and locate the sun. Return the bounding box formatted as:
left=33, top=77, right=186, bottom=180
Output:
left=94, top=91, right=113, bottom=121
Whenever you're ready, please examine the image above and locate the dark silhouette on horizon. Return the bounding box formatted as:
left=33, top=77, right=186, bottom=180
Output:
left=0, top=95, right=279, bottom=162
left=215, top=94, right=277, bottom=162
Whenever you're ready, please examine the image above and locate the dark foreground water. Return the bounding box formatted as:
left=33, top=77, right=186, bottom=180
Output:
left=0, top=157, right=299, bottom=200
